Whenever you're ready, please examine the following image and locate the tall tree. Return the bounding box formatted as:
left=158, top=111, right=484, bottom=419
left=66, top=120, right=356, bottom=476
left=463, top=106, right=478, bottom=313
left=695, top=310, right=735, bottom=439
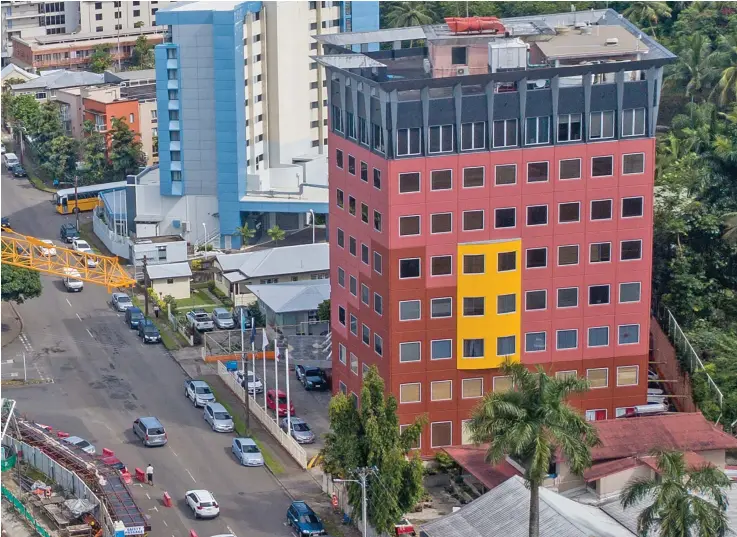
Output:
left=467, top=362, right=599, bottom=537
left=131, top=36, right=155, bottom=69
left=43, top=136, right=79, bottom=183
left=322, top=366, right=425, bottom=535
left=234, top=223, right=255, bottom=248
left=31, top=101, right=64, bottom=153
left=385, top=2, right=436, bottom=28
left=5, top=93, right=40, bottom=132
left=713, top=34, right=737, bottom=106
left=621, top=450, right=731, bottom=537
left=80, top=120, right=109, bottom=185
left=622, top=1, right=672, bottom=34
left=109, top=117, right=144, bottom=178
left=317, top=299, right=330, bottom=322
left=266, top=225, right=285, bottom=245
left=89, top=45, right=113, bottom=73
left=667, top=33, right=716, bottom=99
left=1, top=265, right=42, bottom=304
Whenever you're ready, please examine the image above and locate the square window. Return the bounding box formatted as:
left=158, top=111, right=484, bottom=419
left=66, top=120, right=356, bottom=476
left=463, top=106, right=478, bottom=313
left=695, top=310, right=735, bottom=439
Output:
left=429, top=124, right=454, bottom=153
left=461, top=378, right=483, bottom=399
left=362, top=324, right=370, bottom=345
left=451, top=46, right=467, bottom=64
left=618, top=324, right=640, bottom=345
left=617, top=366, right=639, bottom=387
left=497, top=294, right=516, bottom=314
left=373, top=251, right=382, bottom=274
left=590, top=111, right=615, bottom=140
left=591, top=200, right=613, bottom=220
left=559, top=158, right=581, bottom=180
left=400, top=423, right=420, bottom=449
left=348, top=155, right=356, bottom=175
left=495, top=207, right=516, bottom=228
left=431, top=297, right=452, bottom=318
left=461, top=121, right=486, bottom=151
left=336, top=149, right=343, bottom=169
left=587, top=368, right=608, bottom=388
left=463, top=167, right=484, bottom=188
left=493, top=376, right=513, bottom=393
left=622, top=108, right=646, bottom=137
left=621, top=240, right=642, bottom=261
left=527, top=161, right=549, bottom=183
left=558, top=245, right=579, bottom=266
left=338, top=306, right=346, bottom=326
left=431, top=255, right=452, bottom=276
left=431, top=169, right=452, bottom=190
left=590, top=242, right=611, bottom=263
left=623, top=153, right=645, bottom=175
left=463, top=297, right=485, bottom=316
left=525, top=248, right=546, bottom=269
left=557, top=287, right=578, bottom=308
left=557, top=113, right=582, bottom=142
left=619, top=282, right=641, bottom=303
left=525, top=116, right=550, bottom=145
left=349, top=275, right=357, bottom=296
left=430, top=380, right=452, bottom=401
left=592, top=156, right=613, bottom=177
left=497, top=336, right=516, bottom=356
left=495, top=164, right=516, bottom=185
left=588, top=326, right=609, bottom=347
left=556, top=370, right=577, bottom=380
left=586, top=409, right=608, bottom=422
left=589, top=285, right=610, bottom=305
left=431, top=213, right=452, bottom=234
left=399, top=300, right=421, bottom=321
left=431, top=339, right=452, bottom=360
left=463, top=254, right=485, bottom=274
left=622, top=197, right=644, bottom=218
left=399, top=258, right=421, bottom=279
left=399, top=341, right=421, bottom=363
left=396, top=128, right=421, bottom=156
left=558, top=202, right=580, bottom=223
left=463, top=338, right=484, bottom=358
left=499, top=251, right=517, bottom=271
left=360, top=162, right=368, bottom=182
left=525, top=290, right=547, bottom=310
left=557, top=329, right=578, bottom=350
left=493, top=119, right=518, bottom=148
left=430, top=421, right=452, bottom=448
left=373, top=210, right=382, bottom=232
left=399, top=383, right=421, bottom=403
left=526, top=205, right=548, bottom=226
left=374, top=293, right=383, bottom=315
left=399, top=215, right=420, bottom=236
left=462, top=210, right=484, bottom=231
left=525, top=331, right=547, bottom=352
left=399, top=172, right=420, bottom=193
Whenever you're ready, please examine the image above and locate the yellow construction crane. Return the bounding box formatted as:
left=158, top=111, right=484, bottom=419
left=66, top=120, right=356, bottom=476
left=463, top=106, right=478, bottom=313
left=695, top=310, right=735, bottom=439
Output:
left=1, top=228, right=135, bottom=290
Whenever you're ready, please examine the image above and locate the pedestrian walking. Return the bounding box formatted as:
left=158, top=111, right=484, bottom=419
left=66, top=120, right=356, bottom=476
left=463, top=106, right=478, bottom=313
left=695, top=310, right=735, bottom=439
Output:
left=146, top=464, right=154, bottom=486
left=154, top=304, right=160, bottom=318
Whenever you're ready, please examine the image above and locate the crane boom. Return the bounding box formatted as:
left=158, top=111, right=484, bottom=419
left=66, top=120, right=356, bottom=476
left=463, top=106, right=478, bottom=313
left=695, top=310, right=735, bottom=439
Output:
left=1, top=230, right=135, bottom=290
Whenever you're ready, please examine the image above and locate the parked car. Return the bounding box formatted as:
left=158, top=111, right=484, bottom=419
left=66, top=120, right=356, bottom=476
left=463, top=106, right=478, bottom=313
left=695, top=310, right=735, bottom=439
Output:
left=62, top=268, right=83, bottom=292
left=231, top=437, right=264, bottom=467
left=1, top=217, right=10, bottom=230
left=266, top=389, right=294, bottom=417
left=185, top=490, right=219, bottom=519
left=280, top=417, right=315, bottom=444
left=286, top=501, right=326, bottom=536
left=1, top=143, right=5, bottom=154
left=72, top=239, right=97, bottom=268
left=184, top=379, right=215, bottom=407
left=112, top=292, right=133, bottom=312
left=212, top=307, right=235, bottom=329
left=132, top=416, right=167, bottom=447
left=62, top=435, right=96, bottom=455
left=203, top=402, right=234, bottom=433
left=37, top=239, right=57, bottom=257
left=138, top=320, right=161, bottom=344
left=59, top=223, right=79, bottom=243
left=186, top=310, right=214, bottom=332
left=235, top=370, right=263, bottom=394
left=231, top=306, right=252, bottom=328
left=125, top=307, right=144, bottom=329
left=10, top=164, right=27, bottom=177
left=297, top=366, right=329, bottom=391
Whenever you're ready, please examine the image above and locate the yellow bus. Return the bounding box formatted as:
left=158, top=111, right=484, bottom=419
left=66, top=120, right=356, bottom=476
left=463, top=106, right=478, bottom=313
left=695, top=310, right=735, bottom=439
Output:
left=54, top=181, right=127, bottom=214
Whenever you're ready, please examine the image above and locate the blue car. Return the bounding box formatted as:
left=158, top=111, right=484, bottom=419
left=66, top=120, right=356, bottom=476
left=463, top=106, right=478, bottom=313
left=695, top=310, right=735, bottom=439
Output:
left=125, top=307, right=144, bottom=329
left=286, top=501, right=326, bottom=536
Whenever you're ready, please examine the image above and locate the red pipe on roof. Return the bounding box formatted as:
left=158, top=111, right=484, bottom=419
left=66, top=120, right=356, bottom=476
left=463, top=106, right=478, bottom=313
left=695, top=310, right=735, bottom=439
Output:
left=445, top=17, right=506, bottom=34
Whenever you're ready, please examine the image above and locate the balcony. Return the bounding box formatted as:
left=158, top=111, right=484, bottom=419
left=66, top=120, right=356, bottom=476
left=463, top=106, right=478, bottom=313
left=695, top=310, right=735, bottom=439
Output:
left=168, top=100, right=180, bottom=110
left=168, top=120, right=180, bottom=131
left=167, top=79, right=179, bottom=90
left=169, top=141, right=181, bottom=151
left=166, top=59, right=178, bottom=69
left=170, top=161, right=182, bottom=171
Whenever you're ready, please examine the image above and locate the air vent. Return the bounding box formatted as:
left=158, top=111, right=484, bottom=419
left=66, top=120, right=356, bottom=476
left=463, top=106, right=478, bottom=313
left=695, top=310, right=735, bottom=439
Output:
left=606, top=37, right=619, bottom=46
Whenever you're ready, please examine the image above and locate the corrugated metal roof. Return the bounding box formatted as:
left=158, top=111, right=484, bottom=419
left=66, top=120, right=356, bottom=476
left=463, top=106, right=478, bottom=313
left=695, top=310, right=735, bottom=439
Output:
left=146, top=262, right=192, bottom=280
left=11, top=70, right=105, bottom=91
left=442, top=447, right=521, bottom=489
left=215, top=243, right=329, bottom=279
left=247, top=281, right=330, bottom=314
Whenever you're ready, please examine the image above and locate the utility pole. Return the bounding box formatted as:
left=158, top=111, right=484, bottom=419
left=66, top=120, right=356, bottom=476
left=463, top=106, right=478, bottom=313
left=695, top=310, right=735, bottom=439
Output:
left=334, top=467, right=371, bottom=537
left=74, top=175, right=79, bottom=231
left=143, top=255, right=149, bottom=317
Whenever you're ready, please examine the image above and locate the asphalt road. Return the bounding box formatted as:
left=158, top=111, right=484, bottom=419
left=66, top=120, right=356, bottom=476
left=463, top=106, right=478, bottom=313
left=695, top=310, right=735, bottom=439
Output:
left=1, top=166, right=295, bottom=537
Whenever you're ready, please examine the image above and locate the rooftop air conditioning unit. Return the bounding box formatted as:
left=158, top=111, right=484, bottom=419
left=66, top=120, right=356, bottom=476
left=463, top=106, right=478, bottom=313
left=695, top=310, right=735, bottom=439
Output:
left=456, top=67, right=469, bottom=76
left=181, top=221, right=189, bottom=232
left=606, top=37, right=619, bottom=46
left=423, top=58, right=431, bottom=74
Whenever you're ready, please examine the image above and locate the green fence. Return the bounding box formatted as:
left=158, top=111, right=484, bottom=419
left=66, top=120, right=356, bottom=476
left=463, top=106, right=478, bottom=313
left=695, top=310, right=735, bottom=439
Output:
left=1, top=485, right=53, bottom=537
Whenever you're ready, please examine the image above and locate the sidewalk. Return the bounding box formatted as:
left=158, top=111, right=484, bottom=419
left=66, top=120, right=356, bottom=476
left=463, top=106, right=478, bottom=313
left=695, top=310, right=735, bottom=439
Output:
left=1, top=302, right=22, bottom=348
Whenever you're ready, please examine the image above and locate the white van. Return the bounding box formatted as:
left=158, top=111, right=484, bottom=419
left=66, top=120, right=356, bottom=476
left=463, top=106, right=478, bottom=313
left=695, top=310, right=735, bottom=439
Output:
left=62, top=268, right=83, bottom=292
left=3, top=153, right=19, bottom=170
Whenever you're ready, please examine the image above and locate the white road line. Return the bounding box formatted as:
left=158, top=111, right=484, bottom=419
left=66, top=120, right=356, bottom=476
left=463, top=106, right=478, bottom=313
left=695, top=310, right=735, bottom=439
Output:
left=2, top=360, right=14, bottom=365
left=76, top=313, right=82, bottom=321
left=170, top=450, right=179, bottom=458
left=226, top=526, right=235, bottom=535
left=7, top=372, right=19, bottom=378
left=162, top=521, right=168, bottom=528
left=145, top=493, right=151, bottom=500
left=86, top=328, right=94, bottom=338
left=66, top=299, right=72, bottom=307
left=185, top=469, right=196, bottom=482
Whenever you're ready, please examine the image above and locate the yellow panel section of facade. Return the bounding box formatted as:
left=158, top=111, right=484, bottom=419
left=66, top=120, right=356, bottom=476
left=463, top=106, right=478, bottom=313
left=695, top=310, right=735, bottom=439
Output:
left=456, top=239, right=521, bottom=370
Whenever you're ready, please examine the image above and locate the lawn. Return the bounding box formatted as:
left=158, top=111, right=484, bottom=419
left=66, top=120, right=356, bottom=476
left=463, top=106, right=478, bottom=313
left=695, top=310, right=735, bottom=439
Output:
left=175, top=289, right=220, bottom=311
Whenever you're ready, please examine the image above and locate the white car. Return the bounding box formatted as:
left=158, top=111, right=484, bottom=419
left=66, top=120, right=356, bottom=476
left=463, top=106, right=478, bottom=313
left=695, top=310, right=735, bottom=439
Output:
left=62, top=268, right=83, bottom=292
left=72, top=239, right=98, bottom=268
left=1, top=143, right=5, bottom=154
left=37, top=239, right=57, bottom=257
left=235, top=370, right=263, bottom=394
left=62, top=435, right=96, bottom=455
left=185, top=490, right=219, bottom=519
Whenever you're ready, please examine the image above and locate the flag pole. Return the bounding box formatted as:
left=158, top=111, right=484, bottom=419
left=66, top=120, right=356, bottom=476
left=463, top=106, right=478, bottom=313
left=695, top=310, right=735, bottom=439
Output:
left=251, top=319, right=256, bottom=406
left=262, top=328, right=268, bottom=410
left=286, top=347, right=291, bottom=436
left=240, top=309, right=250, bottom=431
left=275, top=341, right=279, bottom=421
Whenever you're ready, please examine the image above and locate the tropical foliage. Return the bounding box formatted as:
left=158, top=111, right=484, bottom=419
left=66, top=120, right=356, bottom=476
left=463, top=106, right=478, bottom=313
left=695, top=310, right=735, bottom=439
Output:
left=1, top=264, right=42, bottom=304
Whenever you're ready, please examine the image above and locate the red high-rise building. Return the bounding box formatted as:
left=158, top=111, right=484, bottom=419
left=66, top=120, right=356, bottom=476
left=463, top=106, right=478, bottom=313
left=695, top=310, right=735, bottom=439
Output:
left=318, top=9, right=675, bottom=456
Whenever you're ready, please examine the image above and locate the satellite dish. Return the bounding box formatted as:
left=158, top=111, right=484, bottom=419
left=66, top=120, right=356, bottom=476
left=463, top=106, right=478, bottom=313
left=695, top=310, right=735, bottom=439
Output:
left=535, top=80, right=546, bottom=88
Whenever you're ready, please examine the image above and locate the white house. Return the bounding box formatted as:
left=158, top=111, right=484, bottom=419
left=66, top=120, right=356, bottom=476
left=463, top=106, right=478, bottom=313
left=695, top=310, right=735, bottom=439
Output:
left=249, top=280, right=330, bottom=333
left=146, top=262, right=192, bottom=301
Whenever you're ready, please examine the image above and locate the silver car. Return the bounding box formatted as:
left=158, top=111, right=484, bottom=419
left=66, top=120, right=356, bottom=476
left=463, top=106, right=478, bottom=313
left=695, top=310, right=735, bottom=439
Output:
left=280, top=417, right=315, bottom=444
left=112, top=293, right=133, bottom=312
left=203, top=402, right=234, bottom=433
left=62, top=435, right=96, bottom=455
left=184, top=380, right=215, bottom=407
left=212, top=307, right=235, bottom=329
left=231, top=437, right=264, bottom=467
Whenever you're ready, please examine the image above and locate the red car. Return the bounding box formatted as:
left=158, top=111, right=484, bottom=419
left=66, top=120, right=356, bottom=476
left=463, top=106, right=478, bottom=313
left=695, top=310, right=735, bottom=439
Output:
left=266, top=389, right=294, bottom=417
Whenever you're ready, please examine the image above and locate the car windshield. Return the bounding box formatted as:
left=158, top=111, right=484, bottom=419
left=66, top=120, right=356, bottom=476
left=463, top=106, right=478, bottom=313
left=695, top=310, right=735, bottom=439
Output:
left=300, top=514, right=319, bottom=524
left=76, top=241, right=90, bottom=249
left=214, top=412, right=230, bottom=420
left=144, top=327, right=158, bottom=334
left=242, top=445, right=260, bottom=454
left=305, top=369, right=323, bottom=378
left=131, top=312, right=143, bottom=319
left=217, top=312, right=231, bottom=319
left=293, top=423, right=310, bottom=432
left=195, top=313, right=209, bottom=320
left=148, top=427, right=165, bottom=435
left=75, top=440, right=91, bottom=448
left=278, top=396, right=288, bottom=404
left=195, top=387, right=211, bottom=394
left=118, top=296, right=131, bottom=303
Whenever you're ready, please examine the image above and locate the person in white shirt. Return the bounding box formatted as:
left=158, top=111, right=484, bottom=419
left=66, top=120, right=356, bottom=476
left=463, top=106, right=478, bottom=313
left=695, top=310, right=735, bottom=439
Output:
left=146, top=464, right=153, bottom=486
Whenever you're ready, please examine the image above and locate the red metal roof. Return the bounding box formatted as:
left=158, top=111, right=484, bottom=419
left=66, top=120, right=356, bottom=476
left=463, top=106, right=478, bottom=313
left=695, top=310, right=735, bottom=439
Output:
left=584, top=457, right=642, bottom=481
left=639, top=451, right=711, bottom=473
left=442, top=446, right=521, bottom=489
left=591, top=413, right=737, bottom=461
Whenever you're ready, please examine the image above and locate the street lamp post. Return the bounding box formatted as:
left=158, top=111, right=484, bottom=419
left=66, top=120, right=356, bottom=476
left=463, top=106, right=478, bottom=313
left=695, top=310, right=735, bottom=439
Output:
left=202, top=222, right=207, bottom=255
left=333, top=468, right=371, bottom=537
left=308, top=209, right=316, bottom=244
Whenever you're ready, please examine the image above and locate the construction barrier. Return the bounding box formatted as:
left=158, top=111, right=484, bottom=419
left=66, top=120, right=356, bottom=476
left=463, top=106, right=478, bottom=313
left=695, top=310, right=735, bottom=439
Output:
left=135, top=468, right=145, bottom=483
left=162, top=492, right=172, bottom=508
left=2, top=485, right=53, bottom=537
left=120, top=469, right=132, bottom=484
left=101, top=448, right=114, bottom=457
left=189, top=531, right=198, bottom=537
left=56, top=431, right=69, bottom=438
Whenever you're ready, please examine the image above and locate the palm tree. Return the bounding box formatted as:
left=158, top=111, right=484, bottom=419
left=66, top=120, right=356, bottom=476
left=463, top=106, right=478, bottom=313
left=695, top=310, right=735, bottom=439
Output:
left=385, top=2, right=436, bottom=28
left=266, top=225, right=285, bottom=246
left=622, top=1, right=672, bottom=35
left=667, top=34, right=715, bottom=98
left=235, top=223, right=255, bottom=249
left=712, top=34, right=737, bottom=106
left=621, top=449, right=731, bottom=537
left=467, top=362, right=600, bottom=537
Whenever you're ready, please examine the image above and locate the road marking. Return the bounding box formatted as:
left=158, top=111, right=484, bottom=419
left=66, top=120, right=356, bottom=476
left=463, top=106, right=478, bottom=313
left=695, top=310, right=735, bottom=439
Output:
left=185, top=469, right=196, bottom=482
left=86, top=328, right=94, bottom=338
left=19, top=333, right=33, bottom=353
left=76, top=313, right=82, bottom=321
left=226, top=526, right=234, bottom=535
left=170, top=450, right=179, bottom=458
left=162, top=521, right=168, bottom=528
left=145, top=493, right=150, bottom=500
left=66, top=299, right=72, bottom=307
left=7, top=373, right=19, bottom=378
left=2, top=360, right=14, bottom=365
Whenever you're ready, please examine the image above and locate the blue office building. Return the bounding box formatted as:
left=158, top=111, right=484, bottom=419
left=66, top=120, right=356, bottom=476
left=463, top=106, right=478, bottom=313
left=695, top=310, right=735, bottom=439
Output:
left=340, top=1, right=380, bottom=51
